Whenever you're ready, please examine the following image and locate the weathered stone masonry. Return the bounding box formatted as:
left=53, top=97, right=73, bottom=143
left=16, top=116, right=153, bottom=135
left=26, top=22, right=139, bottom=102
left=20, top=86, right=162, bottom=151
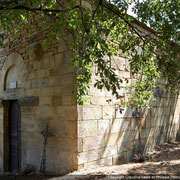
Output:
left=77, top=59, right=180, bottom=169
left=0, top=18, right=179, bottom=174
left=0, top=19, right=78, bottom=174
left=76, top=25, right=180, bottom=169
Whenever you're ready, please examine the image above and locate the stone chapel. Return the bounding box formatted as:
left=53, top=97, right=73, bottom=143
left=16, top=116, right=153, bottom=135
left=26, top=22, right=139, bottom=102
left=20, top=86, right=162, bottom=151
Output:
left=0, top=15, right=179, bottom=175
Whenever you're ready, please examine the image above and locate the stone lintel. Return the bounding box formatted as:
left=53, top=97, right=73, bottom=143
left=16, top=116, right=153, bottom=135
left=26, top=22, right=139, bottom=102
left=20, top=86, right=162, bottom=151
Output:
left=18, top=96, right=39, bottom=106
left=0, top=96, right=38, bottom=107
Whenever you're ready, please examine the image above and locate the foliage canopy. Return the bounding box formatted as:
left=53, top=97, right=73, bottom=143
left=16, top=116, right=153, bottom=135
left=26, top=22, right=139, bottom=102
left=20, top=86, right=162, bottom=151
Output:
left=0, top=0, right=179, bottom=108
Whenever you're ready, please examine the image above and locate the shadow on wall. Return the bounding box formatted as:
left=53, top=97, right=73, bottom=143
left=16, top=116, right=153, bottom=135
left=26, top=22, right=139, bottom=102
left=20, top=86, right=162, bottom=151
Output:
left=101, top=88, right=179, bottom=165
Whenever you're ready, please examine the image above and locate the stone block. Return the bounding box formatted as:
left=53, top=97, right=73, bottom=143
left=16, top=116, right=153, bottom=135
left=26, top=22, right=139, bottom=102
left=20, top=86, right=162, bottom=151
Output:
left=21, top=106, right=36, bottom=115
left=31, top=79, right=39, bottom=88
left=98, top=120, right=110, bottom=135
left=173, top=115, right=180, bottom=124
left=43, top=51, right=54, bottom=58
left=122, top=71, right=130, bottom=79
left=61, top=95, right=76, bottom=105
left=45, top=150, right=77, bottom=174
left=26, top=61, right=34, bottom=72
left=53, top=85, right=74, bottom=96
left=24, top=80, right=31, bottom=89
left=57, top=105, right=78, bottom=121
left=78, top=149, right=99, bottom=164
left=177, top=98, right=180, bottom=106
left=49, top=55, right=55, bottom=68
left=49, top=66, right=61, bottom=76
left=174, top=107, right=180, bottom=115
left=110, top=119, right=126, bottom=133
left=121, top=131, right=134, bottom=143
left=83, top=136, right=104, bottom=151
left=22, top=148, right=42, bottom=170
left=145, top=117, right=151, bottom=128
left=78, top=164, right=84, bottom=170
left=60, top=73, right=76, bottom=85
left=64, top=50, right=73, bottom=64
left=129, top=118, right=138, bottom=130
left=99, top=146, right=117, bottom=158
left=117, top=143, right=129, bottom=153
left=36, top=69, right=49, bottom=79
left=78, top=138, right=83, bottom=152
left=54, top=52, right=64, bottom=66
left=36, top=106, right=57, bottom=120
left=57, top=38, right=69, bottom=52
left=78, top=105, right=102, bottom=120
left=88, top=85, right=106, bottom=96
left=52, top=96, right=62, bottom=105
left=43, top=56, right=50, bottom=69
left=112, top=153, right=126, bottom=165
left=111, top=56, right=126, bottom=71
left=126, top=151, right=133, bottom=162
left=163, top=107, right=172, bottom=116
left=31, top=78, right=48, bottom=88
left=81, top=105, right=102, bottom=120
left=21, top=114, right=37, bottom=132
left=104, top=133, right=123, bottom=146
left=59, top=63, right=75, bottom=74
left=115, top=107, right=136, bottom=118
left=145, top=137, right=154, bottom=147
left=41, top=87, right=54, bottom=96
left=143, top=145, right=152, bottom=154
left=48, top=136, right=77, bottom=153
left=25, top=88, right=41, bottom=97
left=51, top=120, right=77, bottom=138
left=84, top=156, right=112, bottom=167
left=103, top=105, right=115, bottom=119
left=148, top=128, right=155, bottom=138
left=150, top=107, right=163, bottom=117
left=78, top=120, right=97, bottom=137
left=33, top=60, right=44, bottom=70
left=141, top=128, right=151, bottom=138
left=90, top=96, right=109, bottom=105
left=48, top=76, right=61, bottom=86
left=39, top=97, right=52, bottom=106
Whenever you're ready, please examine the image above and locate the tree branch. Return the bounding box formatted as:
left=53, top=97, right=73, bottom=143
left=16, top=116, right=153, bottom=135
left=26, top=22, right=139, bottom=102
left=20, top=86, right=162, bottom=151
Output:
left=89, top=0, right=102, bottom=25
left=0, top=5, right=65, bottom=13
left=0, top=2, right=83, bottom=14
left=75, top=5, right=90, bottom=35
left=101, top=2, right=145, bottom=43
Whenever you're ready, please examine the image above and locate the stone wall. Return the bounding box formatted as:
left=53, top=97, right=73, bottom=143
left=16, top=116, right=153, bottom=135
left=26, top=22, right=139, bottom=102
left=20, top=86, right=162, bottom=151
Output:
left=0, top=19, right=78, bottom=174
left=77, top=55, right=180, bottom=169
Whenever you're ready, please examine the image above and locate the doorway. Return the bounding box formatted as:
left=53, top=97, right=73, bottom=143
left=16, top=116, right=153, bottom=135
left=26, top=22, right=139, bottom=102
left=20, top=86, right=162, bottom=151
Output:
left=8, top=100, right=21, bottom=171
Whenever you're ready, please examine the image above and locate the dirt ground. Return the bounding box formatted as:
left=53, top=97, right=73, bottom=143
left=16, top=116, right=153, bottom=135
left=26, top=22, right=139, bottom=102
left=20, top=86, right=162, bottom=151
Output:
left=1, top=141, right=180, bottom=180
left=51, top=141, right=180, bottom=180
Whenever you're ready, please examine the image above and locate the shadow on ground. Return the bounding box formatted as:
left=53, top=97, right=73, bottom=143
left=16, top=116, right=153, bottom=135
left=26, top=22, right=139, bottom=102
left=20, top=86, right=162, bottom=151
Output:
left=128, top=142, right=180, bottom=175
left=49, top=142, right=180, bottom=180
left=128, top=163, right=180, bottom=176
left=0, top=175, right=56, bottom=180
left=1, top=142, right=180, bottom=180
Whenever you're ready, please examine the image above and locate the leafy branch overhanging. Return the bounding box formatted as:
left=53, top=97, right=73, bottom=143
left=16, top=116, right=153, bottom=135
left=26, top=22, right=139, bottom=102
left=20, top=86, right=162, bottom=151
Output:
left=0, top=0, right=179, bottom=108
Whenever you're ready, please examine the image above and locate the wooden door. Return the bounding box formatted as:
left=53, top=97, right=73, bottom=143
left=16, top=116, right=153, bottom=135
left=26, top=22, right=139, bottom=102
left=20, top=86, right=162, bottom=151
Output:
left=8, top=100, right=21, bottom=172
